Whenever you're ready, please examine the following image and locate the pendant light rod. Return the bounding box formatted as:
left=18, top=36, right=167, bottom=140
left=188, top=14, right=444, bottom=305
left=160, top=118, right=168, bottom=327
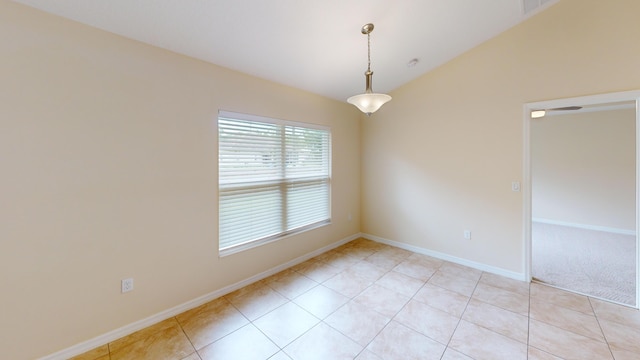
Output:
left=364, top=23, right=373, bottom=93
left=347, top=23, right=391, bottom=116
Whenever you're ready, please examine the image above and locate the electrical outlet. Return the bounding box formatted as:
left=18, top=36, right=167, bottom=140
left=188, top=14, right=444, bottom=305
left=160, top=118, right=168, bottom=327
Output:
left=464, top=230, right=471, bottom=240
left=121, top=278, right=134, bottom=293
left=348, top=212, right=352, bottom=222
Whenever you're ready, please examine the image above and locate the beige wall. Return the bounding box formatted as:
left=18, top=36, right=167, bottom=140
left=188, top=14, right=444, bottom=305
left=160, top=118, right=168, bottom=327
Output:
left=532, top=108, right=636, bottom=231
left=5, top=0, right=640, bottom=358
left=0, top=2, right=360, bottom=359
left=362, top=0, right=640, bottom=272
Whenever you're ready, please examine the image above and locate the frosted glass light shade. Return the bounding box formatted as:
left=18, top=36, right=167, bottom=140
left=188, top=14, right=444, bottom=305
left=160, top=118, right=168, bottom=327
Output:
left=531, top=110, right=546, bottom=118
left=347, top=93, right=392, bottom=115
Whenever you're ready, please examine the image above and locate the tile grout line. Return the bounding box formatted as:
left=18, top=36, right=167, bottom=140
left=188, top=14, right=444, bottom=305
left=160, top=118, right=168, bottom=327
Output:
left=343, top=246, right=397, bottom=359
left=526, top=282, right=589, bottom=359
left=74, top=238, right=635, bottom=360
left=247, top=308, right=285, bottom=359
left=174, top=315, right=199, bottom=360
left=259, top=242, right=395, bottom=359
left=323, top=245, right=417, bottom=359
left=195, top=296, right=257, bottom=357
left=346, top=250, right=412, bottom=360
left=304, top=243, right=380, bottom=359
left=440, top=270, right=482, bottom=360
left=588, top=296, right=616, bottom=360
left=403, top=264, right=457, bottom=359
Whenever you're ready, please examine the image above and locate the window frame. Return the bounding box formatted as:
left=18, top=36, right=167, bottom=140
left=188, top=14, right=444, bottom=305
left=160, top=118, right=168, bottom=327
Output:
left=217, top=110, right=332, bottom=256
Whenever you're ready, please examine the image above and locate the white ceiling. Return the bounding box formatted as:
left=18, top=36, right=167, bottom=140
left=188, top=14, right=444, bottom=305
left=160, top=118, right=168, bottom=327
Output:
left=12, top=0, right=558, bottom=102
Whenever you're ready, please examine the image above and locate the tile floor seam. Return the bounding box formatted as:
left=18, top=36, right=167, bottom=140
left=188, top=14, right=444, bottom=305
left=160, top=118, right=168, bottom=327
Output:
left=399, top=281, right=458, bottom=348
left=470, top=295, right=527, bottom=320
left=528, top=345, right=566, bottom=360
left=369, top=319, right=437, bottom=360
left=531, top=280, right=604, bottom=315
left=588, top=297, right=617, bottom=360
left=439, top=271, right=478, bottom=359
left=459, top=315, right=529, bottom=347
left=249, top=318, right=286, bottom=354
left=374, top=276, right=425, bottom=298
left=531, top=312, right=609, bottom=345
left=270, top=280, right=320, bottom=301
left=592, top=298, right=640, bottom=328
left=192, top=309, right=251, bottom=353
left=530, top=315, right=613, bottom=352
left=70, top=238, right=637, bottom=360
left=387, top=291, right=414, bottom=328
left=324, top=260, right=408, bottom=358
left=320, top=317, right=373, bottom=357
left=259, top=272, right=366, bottom=356
left=175, top=315, right=198, bottom=359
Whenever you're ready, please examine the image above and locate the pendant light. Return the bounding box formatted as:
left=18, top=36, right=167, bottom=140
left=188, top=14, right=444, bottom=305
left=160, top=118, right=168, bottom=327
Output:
left=347, top=23, right=392, bottom=116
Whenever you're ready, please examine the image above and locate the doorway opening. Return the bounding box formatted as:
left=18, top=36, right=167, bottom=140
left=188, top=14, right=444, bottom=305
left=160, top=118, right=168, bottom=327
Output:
left=524, top=91, right=640, bottom=308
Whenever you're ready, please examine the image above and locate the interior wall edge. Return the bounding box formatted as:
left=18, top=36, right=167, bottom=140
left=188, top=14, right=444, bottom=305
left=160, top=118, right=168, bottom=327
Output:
left=38, top=232, right=361, bottom=360
left=361, top=233, right=526, bottom=282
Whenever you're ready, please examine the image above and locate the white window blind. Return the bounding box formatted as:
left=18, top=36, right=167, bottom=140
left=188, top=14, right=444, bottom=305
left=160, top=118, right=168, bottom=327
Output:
left=218, top=111, right=331, bottom=254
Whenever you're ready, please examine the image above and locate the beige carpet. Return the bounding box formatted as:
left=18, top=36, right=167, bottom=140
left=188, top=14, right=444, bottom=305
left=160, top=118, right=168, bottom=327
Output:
left=532, top=222, right=637, bottom=306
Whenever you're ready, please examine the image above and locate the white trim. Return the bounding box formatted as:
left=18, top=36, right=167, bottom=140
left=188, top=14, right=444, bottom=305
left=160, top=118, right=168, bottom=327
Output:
left=361, top=233, right=527, bottom=282
left=217, top=113, right=332, bottom=254
left=523, top=104, right=532, bottom=281
left=545, top=103, right=635, bottom=117
left=219, top=220, right=332, bottom=257
left=527, top=90, right=640, bottom=111
left=523, top=90, right=640, bottom=309
left=636, top=95, right=640, bottom=309
left=38, top=233, right=360, bottom=360
left=532, top=218, right=636, bottom=236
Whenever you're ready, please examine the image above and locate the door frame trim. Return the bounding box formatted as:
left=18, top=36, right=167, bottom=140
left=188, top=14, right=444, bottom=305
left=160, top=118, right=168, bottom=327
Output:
left=523, top=90, right=640, bottom=308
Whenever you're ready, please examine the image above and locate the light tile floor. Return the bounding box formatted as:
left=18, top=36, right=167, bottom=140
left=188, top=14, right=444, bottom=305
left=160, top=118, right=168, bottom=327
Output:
left=71, top=238, right=640, bottom=360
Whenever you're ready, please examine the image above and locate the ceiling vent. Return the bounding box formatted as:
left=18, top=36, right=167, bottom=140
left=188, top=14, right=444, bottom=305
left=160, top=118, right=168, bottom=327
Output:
left=523, top=0, right=556, bottom=15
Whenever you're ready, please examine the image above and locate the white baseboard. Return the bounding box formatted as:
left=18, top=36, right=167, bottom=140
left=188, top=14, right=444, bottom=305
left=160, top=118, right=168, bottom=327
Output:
left=361, top=233, right=527, bottom=282
left=39, top=233, right=361, bottom=360
left=42, top=231, right=528, bottom=359
left=532, top=218, right=636, bottom=236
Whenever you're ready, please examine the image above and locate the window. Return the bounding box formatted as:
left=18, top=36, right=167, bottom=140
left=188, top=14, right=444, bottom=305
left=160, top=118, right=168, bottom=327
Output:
left=218, top=111, right=331, bottom=255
